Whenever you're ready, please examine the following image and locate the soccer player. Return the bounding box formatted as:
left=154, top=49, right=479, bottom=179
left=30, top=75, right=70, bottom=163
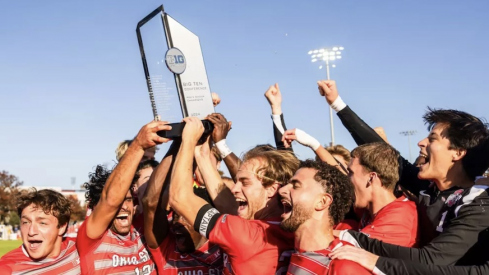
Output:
left=169, top=117, right=299, bottom=274
left=142, top=140, right=223, bottom=274
left=132, top=159, right=159, bottom=233
left=344, top=142, right=418, bottom=247
left=319, top=80, right=489, bottom=268
left=279, top=159, right=371, bottom=274
left=77, top=121, right=170, bottom=274
left=0, top=189, right=80, bottom=274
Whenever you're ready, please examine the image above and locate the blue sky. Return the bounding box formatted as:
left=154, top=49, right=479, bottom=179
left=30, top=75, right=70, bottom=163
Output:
left=1, top=1, right=488, bottom=189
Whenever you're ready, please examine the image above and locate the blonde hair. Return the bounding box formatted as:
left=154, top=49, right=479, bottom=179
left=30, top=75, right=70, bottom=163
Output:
left=351, top=142, right=400, bottom=190
left=325, top=144, right=351, bottom=164
left=242, top=149, right=299, bottom=187
left=115, top=140, right=132, bottom=161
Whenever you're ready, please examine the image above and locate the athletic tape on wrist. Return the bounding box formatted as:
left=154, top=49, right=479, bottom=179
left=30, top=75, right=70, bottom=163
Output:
left=330, top=95, right=347, bottom=112
left=215, top=139, right=232, bottom=158
left=295, top=129, right=321, bottom=150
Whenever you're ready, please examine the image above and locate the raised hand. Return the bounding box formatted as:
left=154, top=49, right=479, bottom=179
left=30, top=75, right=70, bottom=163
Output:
left=282, top=128, right=321, bottom=150
left=182, top=117, right=204, bottom=145
left=206, top=113, right=232, bottom=143
left=133, top=121, right=172, bottom=150
left=317, top=80, right=339, bottom=105
left=264, top=83, right=282, bottom=115
left=211, top=92, right=221, bottom=107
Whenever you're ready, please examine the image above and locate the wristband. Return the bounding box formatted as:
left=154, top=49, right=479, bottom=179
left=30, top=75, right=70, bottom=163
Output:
left=295, top=129, right=321, bottom=150
left=271, top=114, right=285, bottom=134
left=215, top=139, right=233, bottom=158
left=330, top=95, right=347, bottom=112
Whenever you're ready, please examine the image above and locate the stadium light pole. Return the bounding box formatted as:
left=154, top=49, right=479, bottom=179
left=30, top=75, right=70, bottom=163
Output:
left=308, top=46, right=344, bottom=146
left=400, top=130, right=417, bottom=162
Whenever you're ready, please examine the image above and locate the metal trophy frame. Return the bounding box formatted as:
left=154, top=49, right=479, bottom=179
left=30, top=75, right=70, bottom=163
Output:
left=136, top=5, right=214, bottom=138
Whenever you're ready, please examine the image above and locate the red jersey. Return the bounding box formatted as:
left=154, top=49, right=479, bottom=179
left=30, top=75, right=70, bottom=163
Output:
left=358, top=196, right=418, bottom=247
left=76, top=221, right=156, bottom=275
left=0, top=237, right=80, bottom=275
left=208, top=214, right=294, bottom=275
left=287, top=238, right=371, bottom=275
left=148, top=232, right=222, bottom=274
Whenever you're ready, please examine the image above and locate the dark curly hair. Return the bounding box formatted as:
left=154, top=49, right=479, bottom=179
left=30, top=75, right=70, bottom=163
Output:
left=132, top=160, right=159, bottom=186
left=17, top=189, right=72, bottom=228
left=299, top=159, right=353, bottom=225
left=424, top=108, right=489, bottom=180
left=84, top=165, right=114, bottom=210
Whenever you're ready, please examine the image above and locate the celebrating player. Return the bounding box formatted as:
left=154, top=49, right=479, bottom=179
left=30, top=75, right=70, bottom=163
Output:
left=279, top=159, right=371, bottom=274
left=0, top=189, right=80, bottom=274
left=142, top=140, right=223, bottom=274
left=76, top=121, right=171, bottom=274
left=169, top=117, right=299, bottom=274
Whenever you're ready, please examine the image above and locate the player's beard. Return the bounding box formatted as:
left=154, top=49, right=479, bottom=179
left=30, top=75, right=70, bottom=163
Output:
left=280, top=202, right=313, bottom=232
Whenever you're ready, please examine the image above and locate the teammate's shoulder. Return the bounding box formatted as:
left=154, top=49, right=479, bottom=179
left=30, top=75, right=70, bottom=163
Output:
left=0, top=246, right=25, bottom=261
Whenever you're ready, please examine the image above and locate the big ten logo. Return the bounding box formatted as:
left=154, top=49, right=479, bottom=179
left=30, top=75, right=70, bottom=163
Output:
left=167, top=54, right=185, bottom=65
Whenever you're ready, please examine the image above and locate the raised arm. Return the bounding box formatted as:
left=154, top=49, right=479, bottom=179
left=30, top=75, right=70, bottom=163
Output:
left=195, top=135, right=237, bottom=215
left=142, top=139, right=180, bottom=249
left=206, top=113, right=240, bottom=181
left=265, top=83, right=292, bottom=151
left=169, top=117, right=210, bottom=228
left=282, top=128, right=347, bottom=174
left=86, top=121, right=171, bottom=239
left=317, top=80, right=429, bottom=194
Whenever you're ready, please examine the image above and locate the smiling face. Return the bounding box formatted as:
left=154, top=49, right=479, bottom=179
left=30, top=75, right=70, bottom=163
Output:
left=20, top=204, right=66, bottom=260
left=109, top=190, right=135, bottom=235
left=279, top=168, right=329, bottom=232
left=171, top=212, right=205, bottom=253
left=232, top=159, right=272, bottom=220
left=417, top=123, right=460, bottom=182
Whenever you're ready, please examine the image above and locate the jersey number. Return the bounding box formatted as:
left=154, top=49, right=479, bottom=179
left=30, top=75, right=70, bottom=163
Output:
left=134, top=265, right=151, bottom=275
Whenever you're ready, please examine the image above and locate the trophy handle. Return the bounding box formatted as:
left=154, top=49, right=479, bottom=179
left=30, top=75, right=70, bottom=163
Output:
left=157, top=120, right=214, bottom=139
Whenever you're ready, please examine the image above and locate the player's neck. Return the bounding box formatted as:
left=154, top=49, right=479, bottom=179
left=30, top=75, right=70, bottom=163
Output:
left=254, top=199, right=283, bottom=220
left=434, top=165, right=473, bottom=191
left=294, top=219, right=334, bottom=252
left=368, top=189, right=396, bottom=216
left=46, top=237, right=63, bottom=259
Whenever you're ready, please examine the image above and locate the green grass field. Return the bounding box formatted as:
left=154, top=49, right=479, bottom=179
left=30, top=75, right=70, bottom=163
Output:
left=0, top=240, right=23, bottom=257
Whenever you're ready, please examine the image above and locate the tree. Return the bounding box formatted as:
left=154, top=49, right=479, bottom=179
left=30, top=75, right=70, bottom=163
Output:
left=0, top=171, right=23, bottom=224
left=66, top=195, right=86, bottom=222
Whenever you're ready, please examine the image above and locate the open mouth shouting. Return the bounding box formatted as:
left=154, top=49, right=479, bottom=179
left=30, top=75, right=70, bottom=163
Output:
left=115, top=213, right=130, bottom=227
left=281, top=199, right=292, bottom=220
left=418, top=152, right=430, bottom=168
left=27, top=239, right=43, bottom=250
left=236, top=198, right=248, bottom=216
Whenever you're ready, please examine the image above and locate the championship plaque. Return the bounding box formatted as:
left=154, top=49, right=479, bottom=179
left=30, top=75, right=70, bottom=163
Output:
left=136, top=5, right=215, bottom=138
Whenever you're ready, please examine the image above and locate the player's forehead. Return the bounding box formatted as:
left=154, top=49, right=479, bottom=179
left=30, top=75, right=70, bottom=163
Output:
left=21, top=203, right=57, bottom=221
left=291, top=168, right=321, bottom=189
left=236, top=159, right=263, bottom=179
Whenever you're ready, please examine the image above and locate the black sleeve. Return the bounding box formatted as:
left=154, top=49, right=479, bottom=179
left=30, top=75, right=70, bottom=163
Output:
left=345, top=191, right=489, bottom=266
left=273, top=113, right=293, bottom=151
left=375, top=257, right=489, bottom=275
left=194, top=204, right=221, bottom=239
left=336, top=106, right=429, bottom=195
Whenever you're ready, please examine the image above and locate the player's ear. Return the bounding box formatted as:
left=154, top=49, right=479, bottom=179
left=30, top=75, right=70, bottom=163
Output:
left=58, top=222, right=68, bottom=237
left=315, top=193, right=333, bottom=211
left=266, top=182, right=280, bottom=198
